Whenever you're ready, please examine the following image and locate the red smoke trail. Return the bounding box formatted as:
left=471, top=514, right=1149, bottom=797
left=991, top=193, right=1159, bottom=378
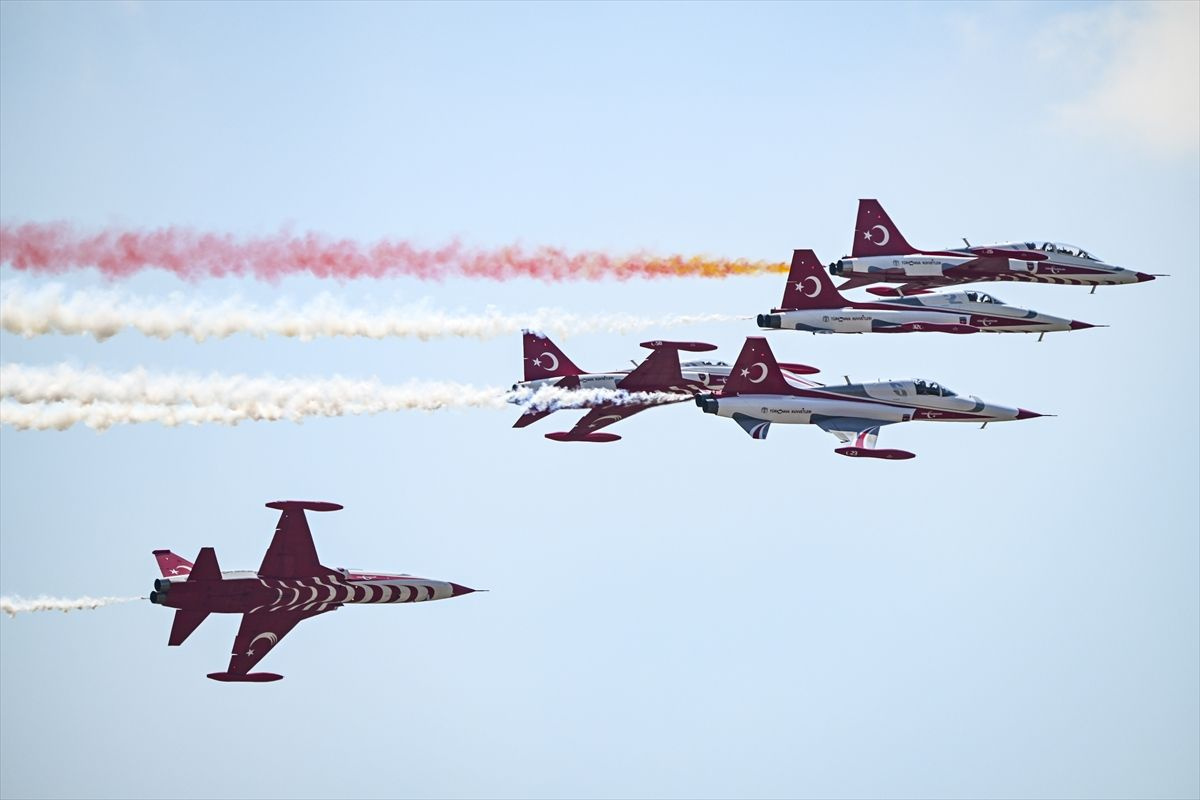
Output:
left=0, top=222, right=787, bottom=282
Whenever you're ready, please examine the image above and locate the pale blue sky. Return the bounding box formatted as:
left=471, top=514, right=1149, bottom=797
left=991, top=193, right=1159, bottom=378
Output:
left=1, top=2, right=1197, bottom=798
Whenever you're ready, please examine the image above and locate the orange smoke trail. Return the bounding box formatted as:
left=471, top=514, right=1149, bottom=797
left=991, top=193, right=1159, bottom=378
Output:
left=0, top=222, right=788, bottom=282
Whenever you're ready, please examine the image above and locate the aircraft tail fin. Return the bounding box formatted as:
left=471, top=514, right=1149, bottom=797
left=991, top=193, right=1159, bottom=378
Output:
left=778, top=249, right=847, bottom=310
left=523, top=331, right=583, bottom=381
left=722, top=337, right=798, bottom=396
left=187, top=547, right=222, bottom=581
left=852, top=199, right=917, bottom=257
left=152, top=550, right=195, bottom=578
left=168, top=609, right=210, bottom=646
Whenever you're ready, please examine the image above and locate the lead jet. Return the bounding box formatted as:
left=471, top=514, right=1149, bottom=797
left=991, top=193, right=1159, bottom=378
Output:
left=695, top=337, right=1047, bottom=459
left=759, top=249, right=1099, bottom=337
left=829, top=199, right=1159, bottom=294
left=513, top=332, right=817, bottom=442
left=149, top=501, right=478, bottom=682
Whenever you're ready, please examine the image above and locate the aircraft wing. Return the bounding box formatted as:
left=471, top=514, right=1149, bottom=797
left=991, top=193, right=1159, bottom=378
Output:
left=814, top=416, right=915, bottom=460
left=835, top=276, right=883, bottom=292
left=208, top=605, right=340, bottom=682
left=543, top=403, right=655, bottom=443
left=615, top=347, right=686, bottom=392
left=259, top=501, right=341, bottom=579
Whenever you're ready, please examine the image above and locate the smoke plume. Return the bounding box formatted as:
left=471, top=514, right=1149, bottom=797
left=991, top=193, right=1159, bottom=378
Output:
left=1, top=595, right=141, bottom=618
left=0, top=222, right=787, bottom=282
left=0, top=284, right=737, bottom=342
left=0, top=364, right=690, bottom=431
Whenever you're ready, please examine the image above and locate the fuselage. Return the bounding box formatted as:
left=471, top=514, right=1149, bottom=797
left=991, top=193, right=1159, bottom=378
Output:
left=512, top=360, right=733, bottom=397
left=151, top=569, right=473, bottom=615
left=700, top=377, right=1036, bottom=426
left=759, top=289, right=1089, bottom=334
left=831, top=241, right=1152, bottom=287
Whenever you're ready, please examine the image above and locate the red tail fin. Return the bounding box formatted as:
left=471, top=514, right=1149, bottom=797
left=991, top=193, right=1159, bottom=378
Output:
left=523, top=331, right=584, bottom=381
left=851, top=199, right=916, bottom=257
left=153, top=550, right=194, bottom=578
left=723, top=337, right=798, bottom=396
left=778, top=250, right=847, bottom=310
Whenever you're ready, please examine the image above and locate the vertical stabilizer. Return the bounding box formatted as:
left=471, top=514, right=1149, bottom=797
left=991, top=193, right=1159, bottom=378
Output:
left=778, top=249, right=848, bottom=310
left=722, top=337, right=798, bottom=396
left=188, top=547, right=222, bottom=581
left=852, top=199, right=917, bottom=257
left=522, top=331, right=584, bottom=381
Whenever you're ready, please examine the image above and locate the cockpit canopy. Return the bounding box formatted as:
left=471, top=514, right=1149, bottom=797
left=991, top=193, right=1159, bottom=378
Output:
left=914, top=379, right=956, bottom=397
left=681, top=360, right=730, bottom=368
left=964, top=290, right=1002, bottom=304
left=1025, top=242, right=1098, bottom=260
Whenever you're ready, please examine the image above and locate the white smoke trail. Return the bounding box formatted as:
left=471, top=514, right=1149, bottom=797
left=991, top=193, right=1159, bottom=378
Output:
left=1, top=595, right=141, bottom=618
left=0, top=284, right=736, bottom=342
left=0, top=365, right=690, bottom=431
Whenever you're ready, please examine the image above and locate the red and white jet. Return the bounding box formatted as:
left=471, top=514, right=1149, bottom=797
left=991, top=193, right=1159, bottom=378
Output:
left=513, top=332, right=820, bottom=442
left=829, top=199, right=1159, bottom=294
left=149, top=501, right=478, bottom=682
left=759, top=249, right=1099, bottom=336
left=695, top=337, right=1047, bottom=459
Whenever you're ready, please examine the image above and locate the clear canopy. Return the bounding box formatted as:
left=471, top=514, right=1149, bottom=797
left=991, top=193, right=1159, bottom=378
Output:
left=964, top=291, right=1002, bottom=304
left=914, top=379, right=956, bottom=397
left=1023, top=242, right=1099, bottom=260
left=681, top=360, right=730, bottom=368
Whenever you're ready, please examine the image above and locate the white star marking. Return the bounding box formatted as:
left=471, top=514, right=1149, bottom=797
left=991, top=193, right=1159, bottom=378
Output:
left=532, top=358, right=541, bottom=366
left=169, top=568, right=178, bottom=574
left=740, top=368, right=750, bottom=377
left=863, top=230, right=873, bottom=241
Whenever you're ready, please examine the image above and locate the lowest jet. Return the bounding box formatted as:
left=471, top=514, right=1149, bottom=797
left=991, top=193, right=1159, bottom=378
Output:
left=696, top=337, right=1047, bottom=459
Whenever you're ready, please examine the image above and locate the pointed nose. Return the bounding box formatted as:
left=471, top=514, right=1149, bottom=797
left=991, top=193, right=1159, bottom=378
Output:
left=1068, top=320, right=1098, bottom=330
left=1015, top=408, right=1047, bottom=420
left=449, top=583, right=476, bottom=597
left=1134, top=272, right=1156, bottom=283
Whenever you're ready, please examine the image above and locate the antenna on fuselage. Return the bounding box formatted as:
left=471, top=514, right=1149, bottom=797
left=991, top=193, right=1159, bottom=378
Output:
left=844, top=375, right=851, bottom=385
left=962, top=237, right=971, bottom=247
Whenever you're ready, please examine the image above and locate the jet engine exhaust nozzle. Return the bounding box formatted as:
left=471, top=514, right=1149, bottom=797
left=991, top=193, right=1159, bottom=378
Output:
left=149, top=590, right=164, bottom=605
left=153, top=578, right=172, bottom=593
left=696, top=395, right=719, bottom=415
left=829, top=261, right=845, bottom=276
left=757, top=314, right=782, bottom=329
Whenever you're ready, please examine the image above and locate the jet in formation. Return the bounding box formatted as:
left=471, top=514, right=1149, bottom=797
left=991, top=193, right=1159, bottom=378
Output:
left=695, top=337, right=1047, bottom=459
left=829, top=199, right=1160, bottom=294
left=150, top=501, right=478, bottom=682
left=511, top=331, right=818, bottom=442
left=759, top=249, right=1100, bottom=337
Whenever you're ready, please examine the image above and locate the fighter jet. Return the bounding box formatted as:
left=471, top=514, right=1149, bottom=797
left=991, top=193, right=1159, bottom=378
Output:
left=695, top=337, right=1047, bottom=459
left=759, top=249, right=1099, bottom=337
left=149, top=501, right=478, bottom=682
left=828, top=199, right=1160, bottom=294
left=513, top=332, right=820, bottom=442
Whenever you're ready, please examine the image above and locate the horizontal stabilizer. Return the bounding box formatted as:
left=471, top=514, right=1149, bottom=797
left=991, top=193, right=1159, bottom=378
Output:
left=544, top=431, right=621, bottom=443
left=168, top=609, right=210, bottom=646
left=265, top=501, right=343, bottom=512
left=834, top=446, right=915, bottom=460
left=207, top=672, right=284, bottom=683
left=513, top=407, right=555, bottom=428
left=778, top=362, right=820, bottom=375
left=732, top=413, right=771, bottom=440
left=638, top=340, right=717, bottom=352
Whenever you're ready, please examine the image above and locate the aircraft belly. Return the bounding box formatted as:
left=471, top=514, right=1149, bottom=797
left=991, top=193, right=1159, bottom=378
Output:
left=780, top=311, right=871, bottom=333
left=718, top=396, right=911, bottom=424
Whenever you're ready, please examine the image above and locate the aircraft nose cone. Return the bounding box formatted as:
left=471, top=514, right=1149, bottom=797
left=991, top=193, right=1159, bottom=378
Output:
left=1069, top=320, right=1096, bottom=330
left=449, top=583, right=476, bottom=597
left=1015, top=408, right=1046, bottom=420
left=1134, top=272, right=1156, bottom=283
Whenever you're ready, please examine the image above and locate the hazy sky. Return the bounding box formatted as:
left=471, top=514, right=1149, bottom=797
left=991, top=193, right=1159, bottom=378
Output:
left=1, top=2, right=1197, bottom=798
